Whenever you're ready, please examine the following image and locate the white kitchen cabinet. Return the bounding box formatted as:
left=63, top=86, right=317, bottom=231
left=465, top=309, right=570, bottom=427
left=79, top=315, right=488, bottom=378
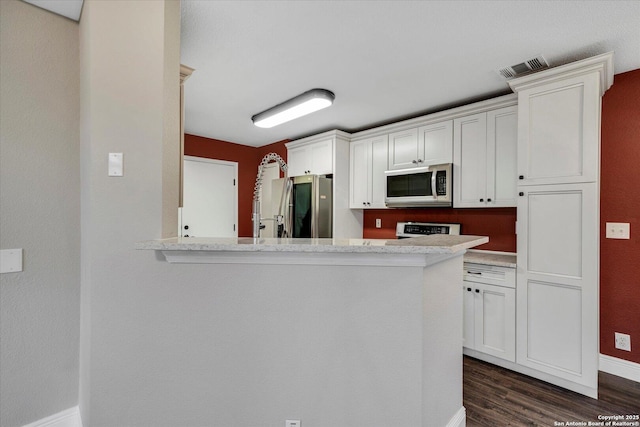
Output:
left=387, top=127, right=419, bottom=170
left=287, top=138, right=333, bottom=177
left=419, top=121, right=453, bottom=165
left=508, top=52, right=613, bottom=398
left=515, top=182, right=598, bottom=389
left=349, top=135, right=388, bottom=209
left=515, top=71, right=601, bottom=186
left=463, top=263, right=516, bottom=363
left=387, top=122, right=453, bottom=170
left=453, top=106, right=517, bottom=208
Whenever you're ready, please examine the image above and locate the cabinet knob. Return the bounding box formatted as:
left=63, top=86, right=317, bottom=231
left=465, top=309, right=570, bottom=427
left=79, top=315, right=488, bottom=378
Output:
left=362, top=202, right=367, bottom=206
left=367, top=202, right=371, bottom=206
left=184, top=225, right=189, bottom=230
left=519, top=175, right=524, bottom=180
left=479, top=198, right=484, bottom=202
left=475, top=289, right=480, bottom=293
left=417, top=159, right=423, bottom=163
left=412, top=160, right=418, bottom=164
left=487, top=198, right=492, bottom=202
left=519, top=192, right=524, bottom=197
left=467, top=287, right=472, bottom=292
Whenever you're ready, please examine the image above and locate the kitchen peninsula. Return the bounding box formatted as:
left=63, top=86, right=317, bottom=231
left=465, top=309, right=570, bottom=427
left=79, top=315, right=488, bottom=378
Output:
left=137, top=235, right=487, bottom=427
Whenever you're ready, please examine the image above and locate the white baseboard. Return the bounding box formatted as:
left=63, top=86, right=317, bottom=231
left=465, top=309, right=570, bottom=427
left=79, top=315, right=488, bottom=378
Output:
left=599, top=354, right=640, bottom=383
left=22, top=406, right=82, bottom=427
left=447, top=406, right=466, bottom=427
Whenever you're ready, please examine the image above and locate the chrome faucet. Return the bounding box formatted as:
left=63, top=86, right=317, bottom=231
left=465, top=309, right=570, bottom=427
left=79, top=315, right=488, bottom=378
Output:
left=252, top=153, right=289, bottom=239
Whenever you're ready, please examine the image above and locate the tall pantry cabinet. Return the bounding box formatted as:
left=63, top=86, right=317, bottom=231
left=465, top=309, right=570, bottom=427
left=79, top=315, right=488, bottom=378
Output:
left=509, top=52, right=614, bottom=398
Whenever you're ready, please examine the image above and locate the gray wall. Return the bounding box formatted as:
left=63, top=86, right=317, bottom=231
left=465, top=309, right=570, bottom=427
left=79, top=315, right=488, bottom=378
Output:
left=0, top=1, right=81, bottom=426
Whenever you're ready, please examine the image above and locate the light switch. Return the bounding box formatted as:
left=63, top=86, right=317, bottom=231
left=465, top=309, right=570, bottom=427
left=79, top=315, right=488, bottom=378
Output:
left=0, top=249, right=23, bottom=273
left=605, top=222, right=630, bottom=239
left=108, top=152, right=123, bottom=176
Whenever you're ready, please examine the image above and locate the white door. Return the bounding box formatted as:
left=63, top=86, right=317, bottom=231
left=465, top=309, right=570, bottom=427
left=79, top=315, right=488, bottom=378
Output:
left=182, top=156, right=238, bottom=237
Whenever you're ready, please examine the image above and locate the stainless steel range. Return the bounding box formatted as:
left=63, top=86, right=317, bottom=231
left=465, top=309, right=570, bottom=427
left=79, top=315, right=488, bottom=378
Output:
left=395, top=222, right=461, bottom=239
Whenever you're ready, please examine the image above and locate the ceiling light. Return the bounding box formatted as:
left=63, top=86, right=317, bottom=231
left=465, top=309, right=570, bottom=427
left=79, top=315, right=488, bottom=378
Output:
left=251, top=89, right=335, bottom=128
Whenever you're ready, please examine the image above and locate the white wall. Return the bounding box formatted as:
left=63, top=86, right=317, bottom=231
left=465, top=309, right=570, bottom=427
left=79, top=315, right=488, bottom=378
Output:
left=0, top=1, right=81, bottom=426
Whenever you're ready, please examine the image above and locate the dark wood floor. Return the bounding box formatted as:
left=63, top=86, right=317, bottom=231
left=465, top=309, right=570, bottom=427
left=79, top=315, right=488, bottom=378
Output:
left=464, top=356, right=640, bottom=426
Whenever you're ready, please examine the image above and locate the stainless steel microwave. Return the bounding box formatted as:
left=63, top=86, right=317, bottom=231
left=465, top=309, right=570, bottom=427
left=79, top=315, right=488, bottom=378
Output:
left=384, top=163, right=452, bottom=207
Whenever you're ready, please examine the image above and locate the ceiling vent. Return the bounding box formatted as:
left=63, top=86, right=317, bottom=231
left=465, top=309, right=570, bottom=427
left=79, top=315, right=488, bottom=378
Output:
left=497, top=55, right=549, bottom=79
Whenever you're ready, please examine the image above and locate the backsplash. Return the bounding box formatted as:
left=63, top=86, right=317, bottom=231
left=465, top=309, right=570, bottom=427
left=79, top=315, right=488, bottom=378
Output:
left=363, top=207, right=517, bottom=252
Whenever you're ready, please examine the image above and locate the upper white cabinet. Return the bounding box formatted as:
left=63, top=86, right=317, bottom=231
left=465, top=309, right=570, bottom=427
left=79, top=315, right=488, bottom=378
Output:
left=387, top=128, right=420, bottom=170
left=419, top=121, right=453, bottom=166
left=287, top=138, right=333, bottom=177
left=453, top=106, right=517, bottom=208
left=514, top=65, right=605, bottom=186
left=350, top=135, right=388, bottom=209
left=387, top=121, right=453, bottom=170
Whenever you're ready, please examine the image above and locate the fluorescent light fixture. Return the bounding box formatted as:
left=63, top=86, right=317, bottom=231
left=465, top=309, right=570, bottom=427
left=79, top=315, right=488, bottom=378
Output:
left=252, top=89, right=335, bottom=128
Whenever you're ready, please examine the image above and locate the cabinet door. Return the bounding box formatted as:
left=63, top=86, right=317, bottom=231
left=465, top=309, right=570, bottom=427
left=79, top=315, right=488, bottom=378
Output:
left=369, top=135, right=389, bottom=209
left=474, top=283, right=516, bottom=362
left=453, top=113, right=487, bottom=207
left=487, top=106, right=517, bottom=207
left=463, top=284, right=476, bottom=350
left=419, top=120, right=453, bottom=165
left=517, top=73, right=600, bottom=185
left=516, top=183, right=598, bottom=392
left=349, top=140, right=370, bottom=209
left=287, top=146, right=309, bottom=177
left=387, top=128, right=420, bottom=170
left=310, top=139, right=333, bottom=175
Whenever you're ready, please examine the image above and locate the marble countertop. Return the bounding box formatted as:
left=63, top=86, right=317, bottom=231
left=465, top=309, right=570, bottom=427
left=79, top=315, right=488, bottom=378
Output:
left=136, top=234, right=489, bottom=255
left=464, top=250, right=517, bottom=268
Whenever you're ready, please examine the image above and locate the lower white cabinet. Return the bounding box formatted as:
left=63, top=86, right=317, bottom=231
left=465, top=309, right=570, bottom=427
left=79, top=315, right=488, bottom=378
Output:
left=463, top=263, right=516, bottom=362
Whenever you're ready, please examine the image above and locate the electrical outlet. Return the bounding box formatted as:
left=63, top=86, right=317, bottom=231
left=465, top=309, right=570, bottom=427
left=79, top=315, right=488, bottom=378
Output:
left=375, top=218, right=382, bottom=228
left=606, top=222, right=630, bottom=239
left=285, top=420, right=301, bottom=427
left=615, top=332, right=631, bottom=351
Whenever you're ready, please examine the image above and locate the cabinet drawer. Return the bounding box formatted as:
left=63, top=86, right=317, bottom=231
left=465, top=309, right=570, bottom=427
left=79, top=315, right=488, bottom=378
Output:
left=463, top=262, right=515, bottom=288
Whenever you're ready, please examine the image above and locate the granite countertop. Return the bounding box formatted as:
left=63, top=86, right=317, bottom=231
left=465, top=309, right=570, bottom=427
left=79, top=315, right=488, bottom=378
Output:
left=136, top=235, right=489, bottom=255
left=463, top=250, right=517, bottom=268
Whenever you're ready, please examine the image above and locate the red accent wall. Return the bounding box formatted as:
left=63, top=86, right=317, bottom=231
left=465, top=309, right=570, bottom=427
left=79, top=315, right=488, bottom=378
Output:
left=363, top=208, right=517, bottom=252
left=184, top=134, right=288, bottom=237
left=600, top=69, right=640, bottom=364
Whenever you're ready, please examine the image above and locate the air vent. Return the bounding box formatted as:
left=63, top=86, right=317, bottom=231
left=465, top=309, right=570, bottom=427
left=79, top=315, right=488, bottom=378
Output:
left=498, top=55, right=549, bottom=79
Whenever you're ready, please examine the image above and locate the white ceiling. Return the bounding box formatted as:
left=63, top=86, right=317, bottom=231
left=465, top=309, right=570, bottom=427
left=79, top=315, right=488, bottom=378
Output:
left=181, top=0, right=640, bottom=147
left=22, top=0, right=83, bottom=21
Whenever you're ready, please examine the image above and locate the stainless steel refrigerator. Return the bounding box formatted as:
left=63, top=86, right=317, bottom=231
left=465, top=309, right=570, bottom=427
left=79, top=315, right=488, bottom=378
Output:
left=270, top=175, right=333, bottom=238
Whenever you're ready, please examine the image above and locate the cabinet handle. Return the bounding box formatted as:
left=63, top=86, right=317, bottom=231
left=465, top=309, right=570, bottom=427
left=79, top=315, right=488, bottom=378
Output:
left=519, top=175, right=524, bottom=180
left=519, top=192, right=524, bottom=197
left=467, top=271, right=482, bottom=275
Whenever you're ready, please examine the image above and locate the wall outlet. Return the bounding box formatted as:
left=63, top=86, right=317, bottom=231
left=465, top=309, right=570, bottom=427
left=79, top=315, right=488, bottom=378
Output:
left=375, top=218, right=382, bottom=228
left=285, top=420, right=301, bottom=427
left=615, top=332, right=631, bottom=351
left=606, top=222, right=630, bottom=239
